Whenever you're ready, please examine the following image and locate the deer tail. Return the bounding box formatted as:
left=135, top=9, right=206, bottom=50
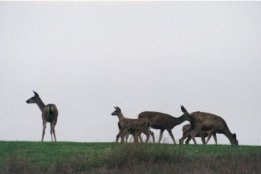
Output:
left=49, top=105, right=56, bottom=114
left=181, top=105, right=188, bottom=114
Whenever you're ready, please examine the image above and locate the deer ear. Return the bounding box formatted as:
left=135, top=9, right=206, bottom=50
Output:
left=181, top=105, right=188, bottom=114
left=33, top=91, right=39, bottom=97
left=115, top=106, right=121, bottom=111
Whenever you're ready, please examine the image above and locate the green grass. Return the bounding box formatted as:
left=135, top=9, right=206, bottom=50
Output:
left=0, top=141, right=260, bottom=174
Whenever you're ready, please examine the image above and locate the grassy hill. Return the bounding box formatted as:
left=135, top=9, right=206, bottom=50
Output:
left=0, top=141, right=260, bottom=174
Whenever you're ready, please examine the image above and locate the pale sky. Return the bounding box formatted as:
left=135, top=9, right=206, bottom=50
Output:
left=0, top=1, right=261, bottom=145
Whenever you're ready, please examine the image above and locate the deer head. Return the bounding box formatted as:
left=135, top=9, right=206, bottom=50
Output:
left=26, top=91, right=40, bottom=104
left=111, top=106, right=121, bottom=116
left=180, top=105, right=193, bottom=122
left=232, top=133, right=238, bottom=146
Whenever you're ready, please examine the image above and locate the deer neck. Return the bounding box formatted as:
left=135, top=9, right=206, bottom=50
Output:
left=117, top=112, right=125, bottom=121
left=36, top=97, right=46, bottom=112
left=174, top=114, right=190, bottom=125
left=223, top=128, right=235, bottom=145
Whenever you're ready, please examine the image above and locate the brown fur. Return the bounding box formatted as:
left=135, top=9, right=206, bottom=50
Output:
left=182, top=124, right=217, bottom=144
left=111, top=107, right=154, bottom=143
left=179, top=106, right=238, bottom=145
left=138, top=111, right=190, bottom=144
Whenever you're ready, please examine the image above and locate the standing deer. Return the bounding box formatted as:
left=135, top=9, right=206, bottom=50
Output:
left=26, top=91, right=58, bottom=142
left=111, top=107, right=154, bottom=143
left=118, top=122, right=144, bottom=143
left=179, top=106, right=238, bottom=146
left=138, top=110, right=190, bottom=144
left=182, top=124, right=217, bottom=144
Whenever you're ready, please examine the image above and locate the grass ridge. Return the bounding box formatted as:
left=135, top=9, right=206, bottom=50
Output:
left=0, top=141, right=260, bottom=174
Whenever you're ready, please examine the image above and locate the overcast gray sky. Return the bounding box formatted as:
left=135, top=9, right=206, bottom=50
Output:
left=0, top=1, right=261, bottom=145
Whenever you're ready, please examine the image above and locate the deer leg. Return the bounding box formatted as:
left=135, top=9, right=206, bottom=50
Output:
left=158, top=129, right=164, bottom=143
left=52, top=126, right=57, bottom=142
left=213, top=133, right=217, bottom=145
left=120, top=131, right=127, bottom=143
left=50, top=126, right=53, bottom=142
left=51, top=121, right=57, bottom=142
left=125, top=132, right=130, bottom=142
left=116, top=131, right=121, bottom=143
left=205, top=130, right=214, bottom=144
left=116, top=129, right=126, bottom=143
left=138, top=132, right=143, bottom=143
left=121, top=129, right=130, bottom=143
left=167, top=129, right=176, bottom=144
left=179, top=128, right=192, bottom=144
left=137, top=131, right=143, bottom=143
left=150, top=130, right=155, bottom=143
left=50, top=123, right=54, bottom=142
left=192, top=137, right=197, bottom=145
left=205, top=135, right=211, bottom=144
left=185, top=136, right=191, bottom=144
left=143, top=130, right=150, bottom=143
left=41, top=122, right=47, bottom=142
left=201, top=136, right=206, bottom=145
left=52, top=127, right=56, bottom=142
left=133, top=131, right=140, bottom=143
left=190, top=129, right=201, bottom=145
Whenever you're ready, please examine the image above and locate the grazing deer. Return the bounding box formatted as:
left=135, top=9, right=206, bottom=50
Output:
left=138, top=110, right=190, bottom=144
left=179, top=106, right=238, bottom=146
left=182, top=124, right=217, bottom=144
left=111, top=107, right=155, bottom=143
left=26, top=91, right=58, bottom=142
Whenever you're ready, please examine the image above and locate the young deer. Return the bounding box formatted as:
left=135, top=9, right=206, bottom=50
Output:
left=26, top=91, right=58, bottom=142
left=111, top=107, right=155, bottom=143
left=182, top=124, right=217, bottom=144
left=118, top=122, right=143, bottom=143
left=179, top=106, right=238, bottom=146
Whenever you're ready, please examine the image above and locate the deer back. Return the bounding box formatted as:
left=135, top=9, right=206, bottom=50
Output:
left=138, top=111, right=176, bottom=129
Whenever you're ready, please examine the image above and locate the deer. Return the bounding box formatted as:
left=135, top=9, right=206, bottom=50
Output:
left=182, top=124, right=217, bottom=144
left=138, top=110, right=190, bottom=144
left=118, top=123, right=143, bottom=143
left=179, top=106, right=238, bottom=146
left=26, top=91, right=58, bottom=142
left=111, top=107, right=155, bottom=143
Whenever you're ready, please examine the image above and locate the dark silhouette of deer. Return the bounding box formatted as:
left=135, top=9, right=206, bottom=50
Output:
left=138, top=110, right=190, bottom=144
left=179, top=106, right=238, bottom=146
left=26, top=91, right=58, bottom=142
left=111, top=107, right=154, bottom=143
left=182, top=124, right=217, bottom=144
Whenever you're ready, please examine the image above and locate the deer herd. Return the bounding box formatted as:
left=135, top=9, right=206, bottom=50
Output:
left=26, top=91, right=238, bottom=146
